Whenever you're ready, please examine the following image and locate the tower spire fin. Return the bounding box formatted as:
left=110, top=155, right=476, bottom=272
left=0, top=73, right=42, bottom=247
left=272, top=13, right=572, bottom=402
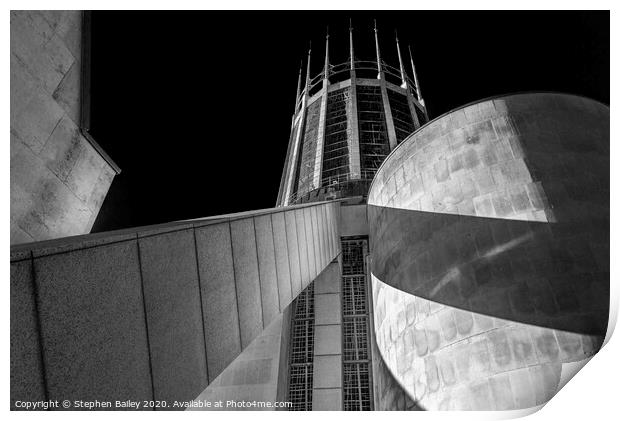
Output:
left=295, top=60, right=303, bottom=105
left=349, top=19, right=355, bottom=71
left=374, top=19, right=383, bottom=78
left=408, top=44, right=423, bottom=103
left=305, top=42, right=312, bottom=92
left=395, top=30, right=407, bottom=88
left=324, top=27, right=330, bottom=82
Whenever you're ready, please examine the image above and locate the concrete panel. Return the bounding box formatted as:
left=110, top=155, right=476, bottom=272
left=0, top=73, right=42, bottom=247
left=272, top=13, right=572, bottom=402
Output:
left=301, top=208, right=316, bottom=283
left=340, top=204, right=369, bottom=237
left=322, top=204, right=331, bottom=268
left=195, top=223, right=242, bottom=381
left=310, top=206, right=322, bottom=273
left=314, top=325, right=342, bottom=355
left=315, top=262, right=341, bottom=295
left=320, top=205, right=330, bottom=259
left=85, top=166, right=115, bottom=219
left=271, top=212, right=293, bottom=309
left=10, top=258, right=46, bottom=408
left=11, top=12, right=64, bottom=95
left=10, top=51, right=37, bottom=122
left=318, top=205, right=330, bottom=259
left=34, top=240, right=152, bottom=404
left=64, top=142, right=107, bottom=205
left=11, top=138, right=94, bottom=241
left=138, top=229, right=208, bottom=406
left=12, top=85, right=65, bottom=153
left=313, top=388, right=342, bottom=411
left=40, top=115, right=86, bottom=184
left=325, top=204, right=335, bottom=260
left=230, top=219, right=264, bottom=348
left=284, top=211, right=302, bottom=298
left=315, top=293, right=341, bottom=326
left=313, top=355, right=342, bottom=389
left=52, top=58, right=80, bottom=123
left=328, top=204, right=337, bottom=257
left=318, top=204, right=329, bottom=267
left=293, top=210, right=310, bottom=292
left=254, top=215, right=280, bottom=326
left=333, top=204, right=341, bottom=253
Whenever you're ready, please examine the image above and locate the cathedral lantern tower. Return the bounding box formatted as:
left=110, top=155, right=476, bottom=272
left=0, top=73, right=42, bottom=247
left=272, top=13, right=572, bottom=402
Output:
left=277, top=22, right=428, bottom=207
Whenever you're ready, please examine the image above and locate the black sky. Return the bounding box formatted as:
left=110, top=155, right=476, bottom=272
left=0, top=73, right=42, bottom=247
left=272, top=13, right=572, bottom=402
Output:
left=89, top=10, right=609, bottom=233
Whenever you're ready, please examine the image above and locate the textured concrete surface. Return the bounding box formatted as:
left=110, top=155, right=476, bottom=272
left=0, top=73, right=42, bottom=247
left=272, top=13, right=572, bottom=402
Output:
left=10, top=11, right=116, bottom=244
left=313, top=355, right=342, bottom=389
left=371, top=335, right=420, bottom=411
left=271, top=212, right=293, bottom=310
left=255, top=215, right=281, bottom=328
left=10, top=258, right=46, bottom=409
left=10, top=201, right=341, bottom=409
left=139, top=229, right=208, bottom=408
left=315, top=262, right=341, bottom=294
left=295, top=209, right=311, bottom=288
left=314, top=325, right=342, bottom=355
left=315, top=293, right=342, bottom=326
left=340, top=203, right=369, bottom=237
left=312, top=388, right=343, bottom=411
left=368, top=256, right=421, bottom=411
left=367, top=93, right=609, bottom=410
left=196, top=222, right=242, bottom=380
left=34, top=240, right=153, bottom=406
left=231, top=219, right=264, bottom=348
left=285, top=211, right=303, bottom=298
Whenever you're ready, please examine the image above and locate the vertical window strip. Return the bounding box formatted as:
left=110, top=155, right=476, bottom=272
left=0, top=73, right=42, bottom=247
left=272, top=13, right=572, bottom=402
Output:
left=341, top=238, right=373, bottom=411
left=287, top=283, right=315, bottom=410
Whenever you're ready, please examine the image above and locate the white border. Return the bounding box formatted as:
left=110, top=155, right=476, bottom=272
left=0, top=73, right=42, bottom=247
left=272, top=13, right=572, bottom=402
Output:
left=3, top=2, right=616, bottom=420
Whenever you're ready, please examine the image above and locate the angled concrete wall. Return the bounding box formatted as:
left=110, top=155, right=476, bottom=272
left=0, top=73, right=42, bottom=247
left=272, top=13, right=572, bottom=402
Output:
left=10, top=10, right=117, bottom=245
left=368, top=93, right=609, bottom=410
left=10, top=201, right=341, bottom=410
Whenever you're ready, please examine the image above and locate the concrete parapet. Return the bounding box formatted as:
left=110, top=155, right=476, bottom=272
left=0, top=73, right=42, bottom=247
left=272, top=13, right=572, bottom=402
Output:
left=10, top=201, right=342, bottom=409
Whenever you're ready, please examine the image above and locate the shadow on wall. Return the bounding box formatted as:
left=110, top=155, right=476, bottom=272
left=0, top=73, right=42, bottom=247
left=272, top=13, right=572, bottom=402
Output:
left=365, top=92, right=609, bottom=410
left=372, top=326, right=425, bottom=411
left=368, top=205, right=609, bottom=411
left=369, top=205, right=609, bottom=338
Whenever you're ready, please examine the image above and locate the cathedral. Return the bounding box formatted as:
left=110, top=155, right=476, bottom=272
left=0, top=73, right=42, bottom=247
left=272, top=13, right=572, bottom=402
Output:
left=10, top=11, right=609, bottom=411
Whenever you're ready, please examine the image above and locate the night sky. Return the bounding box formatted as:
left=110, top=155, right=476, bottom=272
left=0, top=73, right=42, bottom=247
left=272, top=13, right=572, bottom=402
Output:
left=89, top=10, right=609, bottom=233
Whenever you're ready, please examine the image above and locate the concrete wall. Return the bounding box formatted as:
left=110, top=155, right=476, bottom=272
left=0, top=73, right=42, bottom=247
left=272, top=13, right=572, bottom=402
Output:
left=339, top=203, right=368, bottom=237
left=11, top=10, right=117, bottom=245
left=367, top=93, right=609, bottom=410
left=10, top=201, right=341, bottom=410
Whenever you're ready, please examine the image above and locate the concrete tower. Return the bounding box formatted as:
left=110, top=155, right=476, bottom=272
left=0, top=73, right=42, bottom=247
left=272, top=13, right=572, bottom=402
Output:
left=277, top=22, right=427, bottom=207
left=277, top=22, right=428, bottom=411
